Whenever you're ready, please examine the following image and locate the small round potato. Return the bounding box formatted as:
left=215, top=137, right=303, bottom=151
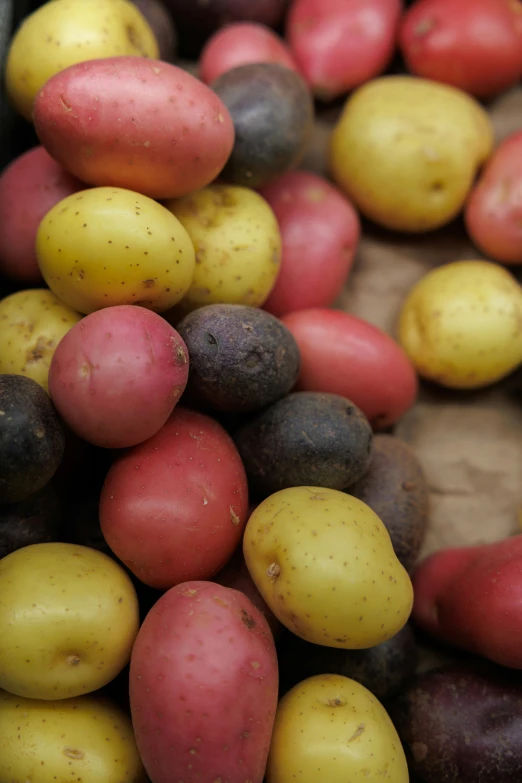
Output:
left=165, top=184, right=281, bottom=314
left=0, top=289, right=82, bottom=392
left=36, top=187, right=196, bottom=315
left=398, top=260, right=522, bottom=389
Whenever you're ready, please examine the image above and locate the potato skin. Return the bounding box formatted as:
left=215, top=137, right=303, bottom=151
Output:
left=36, top=187, right=196, bottom=315
left=398, top=260, right=522, bottom=389
left=131, top=0, right=178, bottom=62
left=348, top=434, right=429, bottom=572
left=33, top=57, right=234, bottom=200
left=176, top=303, right=300, bottom=413
left=129, top=580, right=279, bottom=783
left=0, top=690, right=146, bottom=783
left=234, top=391, right=373, bottom=496
left=212, top=63, right=314, bottom=188
left=266, top=674, right=409, bottom=783
left=243, top=486, right=414, bottom=648
left=0, top=484, right=62, bottom=558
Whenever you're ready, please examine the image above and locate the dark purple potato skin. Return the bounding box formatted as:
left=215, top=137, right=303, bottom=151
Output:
left=212, top=63, right=314, bottom=188
left=0, top=374, right=65, bottom=504
left=390, top=664, right=522, bottom=783
left=234, top=391, right=373, bottom=497
left=176, top=304, right=301, bottom=414
left=131, top=0, right=178, bottom=62
left=348, top=434, right=429, bottom=573
left=0, top=483, right=62, bottom=558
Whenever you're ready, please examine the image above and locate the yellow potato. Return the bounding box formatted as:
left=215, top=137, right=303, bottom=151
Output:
left=36, top=186, right=196, bottom=314
left=266, top=674, right=408, bottom=783
left=6, top=0, right=159, bottom=121
left=398, top=259, right=522, bottom=389
left=243, top=486, right=413, bottom=649
left=0, top=690, right=146, bottom=783
left=164, top=184, right=281, bottom=315
left=0, top=288, right=82, bottom=393
left=0, top=542, right=140, bottom=700
left=329, top=75, right=494, bottom=232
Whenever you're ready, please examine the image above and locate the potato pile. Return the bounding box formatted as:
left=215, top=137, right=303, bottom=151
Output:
left=1, top=1, right=522, bottom=782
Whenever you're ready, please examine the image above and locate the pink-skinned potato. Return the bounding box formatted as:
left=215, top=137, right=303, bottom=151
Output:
left=99, top=407, right=249, bottom=589
left=48, top=305, right=188, bottom=449
left=0, top=146, right=84, bottom=283
left=129, top=580, right=279, bottom=783
left=33, top=56, right=235, bottom=200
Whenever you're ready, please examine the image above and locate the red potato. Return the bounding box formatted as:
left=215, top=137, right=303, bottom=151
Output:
left=281, top=309, right=418, bottom=429
left=286, top=0, right=403, bottom=101
left=0, top=146, right=84, bottom=283
left=130, top=581, right=278, bottom=783
left=199, top=22, right=298, bottom=84
left=412, top=535, right=522, bottom=669
left=258, top=171, right=360, bottom=317
left=99, top=407, right=249, bottom=589
left=399, top=0, right=522, bottom=100
left=465, top=131, right=522, bottom=265
left=33, top=56, right=235, bottom=200
left=48, top=305, right=188, bottom=449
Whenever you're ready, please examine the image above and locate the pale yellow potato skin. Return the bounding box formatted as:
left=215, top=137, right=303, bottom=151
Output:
left=398, top=259, right=522, bottom=389
left=243, top=486, right=413, bottom=649
left=165, top=184, right=282, bottom=314
left=0, top=543, right=140, bottom=700
left=6, top=0, right=159, bottom=121
left=36, top=186, right=196, bottom=314
left=0, top=288, right=82, bottom=393
left=329, top=75, right=494, bottom=232
left=0, top=690, right=146, bottom=783
left=265, top=674, right=408, bottom=783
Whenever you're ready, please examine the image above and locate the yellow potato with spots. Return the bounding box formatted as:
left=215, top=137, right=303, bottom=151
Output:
left=164, top=184, right=281, bottom=315
left=0, top=542, right=140, bottom=700
left=6, top=0, right=159, bottom=121
left=398, top=259, right=522, bottom=389
left=0, top=288, right=82, bottom=393
left=266, top=674, right=409, bottom=783
left=36, top=186, right=196, bottom=314
left=329, top=75, right=494, bottom=232
left=0, top=690, right=146, bottom=783
left=243, top=486, right=413, bottom=649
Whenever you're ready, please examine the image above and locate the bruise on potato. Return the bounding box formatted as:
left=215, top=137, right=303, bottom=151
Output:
left=0, top=483, right=62, bottom=559
left=212, top=62, right=314, bottom=188
left=347, top=434, right=429, bottom=573
left=176, top=303, right=301, bottom=413
left=234, top=391, right=373, bottom=497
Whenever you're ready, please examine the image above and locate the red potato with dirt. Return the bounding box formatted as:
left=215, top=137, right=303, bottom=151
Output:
left=48, top=305, right=189, bottom=449
left=33, top=56, right=235, bottom=200
left=258, top=171, right=360, bottom=317
left=199, top=22, right=298, bottom=84
left=130, top=580, right=279, bottom=783
left=281, top=308, right=418, bottom=429
left=400, top=0, right=522, bottom=100
left=465, top=131, right=522, bottom=265
left=286, top=0, right=403, bottom=101
left=99, top=407, right=249, bottom=589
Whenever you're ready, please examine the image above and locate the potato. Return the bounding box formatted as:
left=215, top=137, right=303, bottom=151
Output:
left=0, top=542, right=140, bottom=699
left=131, top=0, right=178, bottom=62
left=33, top=56, right=235, bottom=200
left=212, top=63, right=314, bottom=188
left=36, top=187, right=196, bottom=315
left=0, top=689, right=145, bottom=783
left=5, top=0, right=159, bottom=122
left=164, top=184, right=281, bottom=315
left=398, top=259, right=522, bottom=389
left=234, top=392, right=373, bottom=496
left=0, top=289, right=82, bottom=392
left=243, top=486, right=414, bottom=648
left=0, top=375, right=65, bottom=505
left=266, top=674, right=409, bottom=783
left=130, top=581, right=279, bottom=783
left=0, top=484, right=61, bottom=558
left=329, top=75, right=494, bottom=232
left=176, top=303, right=300, bottom=413
left=48, top=305, right=189, bottom=448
